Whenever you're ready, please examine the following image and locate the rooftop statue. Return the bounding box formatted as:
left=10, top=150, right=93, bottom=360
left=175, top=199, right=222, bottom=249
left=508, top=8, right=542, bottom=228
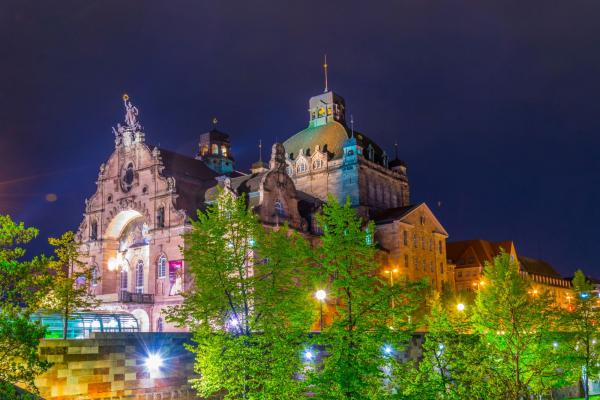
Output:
left=123, top=94, right=141, bottom=131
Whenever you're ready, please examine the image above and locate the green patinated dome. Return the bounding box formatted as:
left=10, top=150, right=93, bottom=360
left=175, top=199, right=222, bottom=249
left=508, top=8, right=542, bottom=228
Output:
left=283, top=120, right=386, bottom=163
left=283, top=121, right=350, bottom=160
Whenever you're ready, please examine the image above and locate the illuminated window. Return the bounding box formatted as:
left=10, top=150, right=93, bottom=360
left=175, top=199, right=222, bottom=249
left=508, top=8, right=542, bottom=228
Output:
left=200, top=145, right=208, bottom=156
left=221, top=145, right=228, bottom=157
left=135, top=261, right=144, bottom=293
left=211, top=144, right=218, bottom=155
left=157, top=256, right=167, bottom=279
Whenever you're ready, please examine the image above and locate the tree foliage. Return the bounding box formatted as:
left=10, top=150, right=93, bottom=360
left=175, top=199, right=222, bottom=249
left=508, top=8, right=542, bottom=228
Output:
left=167, top=191, right=313, bottom=399
left=308, top=196, right=426, bottom=399
left=472, top=252, right=567, bottom=399
left=0, top=215, right=50, bottom=394
left=561, top=269, right=600, bottom=399
left=45, top=231, right=99, bottom=339
left=398, top=290, right=489, bottom=399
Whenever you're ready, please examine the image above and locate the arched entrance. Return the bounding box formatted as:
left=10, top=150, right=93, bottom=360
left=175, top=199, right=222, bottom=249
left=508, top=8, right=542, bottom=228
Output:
left=131, top=308, right=150, bottom=332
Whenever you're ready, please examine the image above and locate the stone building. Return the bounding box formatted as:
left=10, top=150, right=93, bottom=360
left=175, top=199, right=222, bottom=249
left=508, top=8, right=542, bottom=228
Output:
left=77, top=89, right=450, bottom=332
left=373, top=204, right=452, bottom=291
left=283, top=90, right=410, bottom=216
left=447, top=240, right=518, bottom=292
left=447, top=239, right=572, bottom=305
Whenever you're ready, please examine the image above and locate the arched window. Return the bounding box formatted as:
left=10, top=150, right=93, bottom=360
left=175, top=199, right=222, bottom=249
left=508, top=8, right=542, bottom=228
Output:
left=135, top=260, right=144, bottom=294
left=157, top=255, right=167, bottom=279
left=200, top=145, right=208, bottom=156
left=211, top=144, right=219, bottom=154
left=90, top=220, right=98, bottom=241
left=221, top=145, right=228, bottom=157
left=157, top=317, right=164, bottom=332
left=120, top=270, right=128, bottom=290
left=274, top=200, right=285, bottom=217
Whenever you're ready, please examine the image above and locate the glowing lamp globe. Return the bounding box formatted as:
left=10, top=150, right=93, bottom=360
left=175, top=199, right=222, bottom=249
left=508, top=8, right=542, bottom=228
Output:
left=315, top=290, right=326, bottom=301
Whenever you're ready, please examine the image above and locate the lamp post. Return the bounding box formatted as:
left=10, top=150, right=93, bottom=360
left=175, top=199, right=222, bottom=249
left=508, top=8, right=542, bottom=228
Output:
left=383, top=268, right=399, bottom=307
left=315, top=290, right=326, bottom=332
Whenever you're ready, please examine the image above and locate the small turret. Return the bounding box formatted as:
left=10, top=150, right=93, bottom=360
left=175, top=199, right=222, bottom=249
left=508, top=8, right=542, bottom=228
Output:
left=196, top=120, right=234, bottom=174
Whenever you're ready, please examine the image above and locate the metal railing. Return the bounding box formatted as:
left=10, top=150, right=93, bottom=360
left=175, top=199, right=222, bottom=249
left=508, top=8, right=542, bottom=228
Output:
left=119, top=290, right=154, bottom=304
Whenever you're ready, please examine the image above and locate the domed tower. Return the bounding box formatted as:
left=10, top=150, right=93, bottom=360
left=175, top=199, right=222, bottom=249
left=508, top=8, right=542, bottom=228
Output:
left=283, top=87, right=410, bottom=214
left=196, top=120, right=235, bottom=175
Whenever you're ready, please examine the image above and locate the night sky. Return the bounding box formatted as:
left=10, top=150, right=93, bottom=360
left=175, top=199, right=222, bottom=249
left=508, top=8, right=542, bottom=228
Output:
left=2, top=1, right=599, bottom=277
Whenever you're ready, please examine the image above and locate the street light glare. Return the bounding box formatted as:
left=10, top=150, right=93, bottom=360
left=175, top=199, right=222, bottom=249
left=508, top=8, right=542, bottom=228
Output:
left=315, top=290, right=326, bottom=301
left=145, top=353, right=163, bottom=372
left=457, top=303, right=465, bottom=312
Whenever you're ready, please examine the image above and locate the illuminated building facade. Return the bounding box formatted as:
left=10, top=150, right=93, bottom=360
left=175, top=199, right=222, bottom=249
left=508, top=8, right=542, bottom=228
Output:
left=77, top=88, right=449, bottom=332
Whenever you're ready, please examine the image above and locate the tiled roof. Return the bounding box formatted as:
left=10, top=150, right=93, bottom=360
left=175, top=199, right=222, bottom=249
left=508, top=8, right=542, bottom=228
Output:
left=372, top=205, right=420, bottom=225
left=446, top=239, right=514, bottom=267
left=153, top=147, right=243, bottom=216
left=519, top=256, right=562, bottom=279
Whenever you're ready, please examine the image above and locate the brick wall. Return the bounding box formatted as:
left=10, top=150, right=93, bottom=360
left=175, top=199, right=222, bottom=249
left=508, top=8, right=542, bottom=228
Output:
left=34, top=333, right=198, bottom=400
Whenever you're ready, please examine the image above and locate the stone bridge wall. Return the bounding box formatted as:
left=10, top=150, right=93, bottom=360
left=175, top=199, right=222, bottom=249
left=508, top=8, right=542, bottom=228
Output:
left=34, top=333, right=199, bottom=400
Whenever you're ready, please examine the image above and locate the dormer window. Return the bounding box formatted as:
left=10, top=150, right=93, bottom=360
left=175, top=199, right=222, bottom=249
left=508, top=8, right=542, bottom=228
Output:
left=312, top=159, right=323, bottom=170
left=297, top=162, right=307, bottom=174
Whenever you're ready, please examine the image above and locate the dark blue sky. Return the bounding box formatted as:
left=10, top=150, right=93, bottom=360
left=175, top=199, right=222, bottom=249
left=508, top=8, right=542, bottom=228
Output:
left=1, top=1, right=599, bottom=277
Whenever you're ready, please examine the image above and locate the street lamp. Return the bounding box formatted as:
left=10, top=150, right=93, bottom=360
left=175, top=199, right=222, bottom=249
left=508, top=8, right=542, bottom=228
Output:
left=384, top=268, right=399, bottom=307
left=315, top=290, right=326, bottom=332
left=457, top=303, right=465, bottom=312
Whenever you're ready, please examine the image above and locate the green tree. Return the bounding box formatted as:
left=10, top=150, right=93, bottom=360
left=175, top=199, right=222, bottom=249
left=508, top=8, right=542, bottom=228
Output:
left=0, top=215, right=50, bottom=394
left=167, top=191, right=313, bottom=399
left=46, top=231, right=99, bottom=339
left=562, top=269, right=600, bottom=399
left=309, top=196, right=425, bottom=399
left=399, top=290, right=490, bottom=400
left=472, top=252, right=566, bottom=399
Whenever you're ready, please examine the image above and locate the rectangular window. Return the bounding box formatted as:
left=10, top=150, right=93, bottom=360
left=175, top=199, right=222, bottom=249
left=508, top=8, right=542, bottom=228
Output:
left=403, top=231, right=408, bottom=246
left=438, top=240, right=443, bottom=254
left=413, top=233, right=417, bottom=248
left=440, top=262, right=444, bottom=274
left=414, top=257, right=418, bottom=270
left=404, top=254, right=409, bottom=268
